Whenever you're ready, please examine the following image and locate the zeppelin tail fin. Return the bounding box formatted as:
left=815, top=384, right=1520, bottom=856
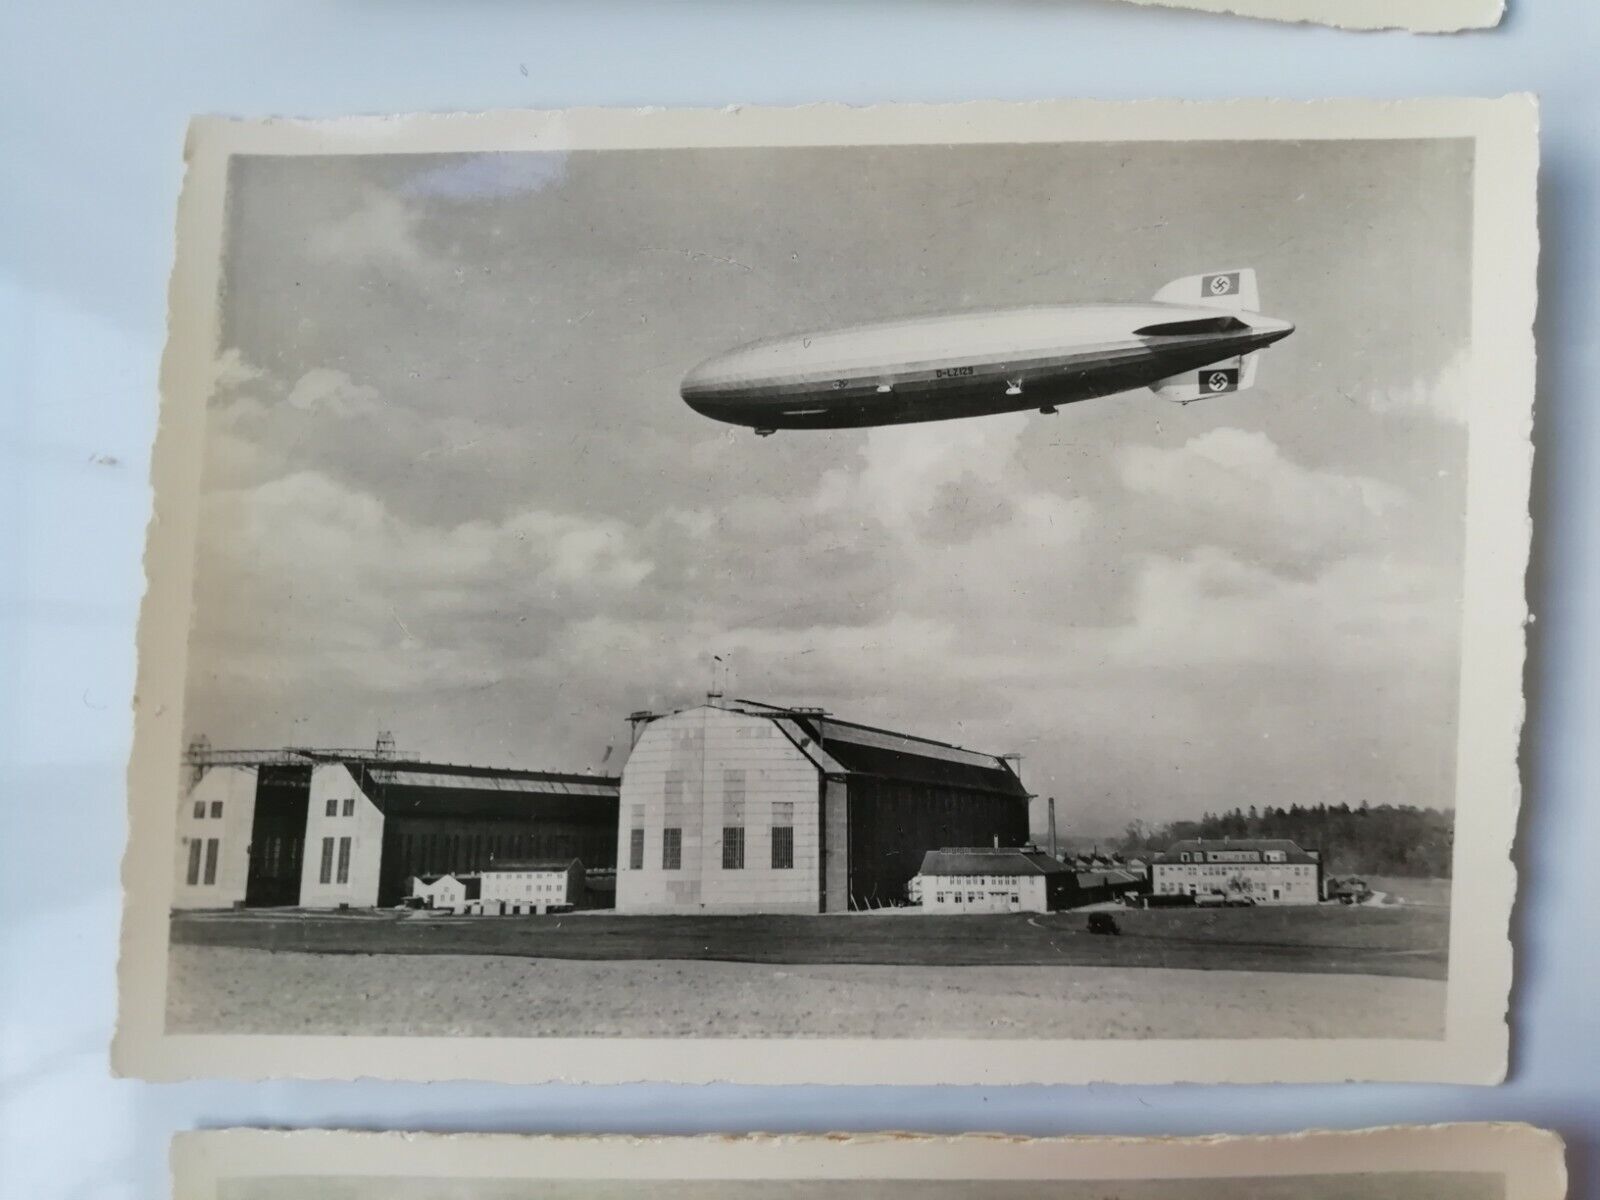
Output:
left=1153, top=268, right=1259, bottom=312
left=1151, top=352, right=1261, bottom=404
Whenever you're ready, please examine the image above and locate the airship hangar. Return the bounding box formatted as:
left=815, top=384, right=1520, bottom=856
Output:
left=681, top=268, right=1294, bottom=434
left=173, top=700, right=1031, bottom=916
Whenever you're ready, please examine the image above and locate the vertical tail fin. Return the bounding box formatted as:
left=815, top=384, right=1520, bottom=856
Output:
left=1153, top=268, right=1259, bottom=312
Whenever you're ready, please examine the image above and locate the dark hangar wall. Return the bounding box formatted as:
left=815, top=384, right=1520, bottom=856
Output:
left=377, top=801, right=619, bottom=907
left=845, top=779, right=1030, bottom=907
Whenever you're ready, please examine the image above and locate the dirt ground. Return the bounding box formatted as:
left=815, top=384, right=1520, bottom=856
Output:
left=165, top=945, right=1446, bottom=1039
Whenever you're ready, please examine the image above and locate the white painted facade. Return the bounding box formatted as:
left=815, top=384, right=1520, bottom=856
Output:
left=299, top=763, right=386, bottom=909
left=481, top=861, right=583, bottom=914
left=921, top=872, right=1048, bottom=914
left=411, top=873, right=473, bottom=912
left=1152, top=844, right=1321, bottom=904
left=172, top=765, right=258, bottom=909
left=616, top=706, right=825, bottom=914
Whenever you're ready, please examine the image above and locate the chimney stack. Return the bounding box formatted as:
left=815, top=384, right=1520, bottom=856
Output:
left=1048, top=797, right=1058, bottom=860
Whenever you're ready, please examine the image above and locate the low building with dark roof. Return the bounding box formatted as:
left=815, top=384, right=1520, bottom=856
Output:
left=916, top=846, right=1072, bottom=913
left=173, top=740, right=619, bottom=910
left=915, top=848, right=1148, bottom=912
left=615, top=699, right=1032, bottom=914
left=1150, top=837, right=1323, bottom=905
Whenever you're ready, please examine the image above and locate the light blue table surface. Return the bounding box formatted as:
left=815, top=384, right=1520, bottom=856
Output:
left=3, top=1, right=1597, bottom=1196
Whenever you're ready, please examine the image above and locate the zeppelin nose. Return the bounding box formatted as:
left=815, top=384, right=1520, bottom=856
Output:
left=680, top=357, right=724, bottom=411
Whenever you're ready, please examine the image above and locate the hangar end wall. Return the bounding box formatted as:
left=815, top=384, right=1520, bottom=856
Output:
left=616, top=706, right=824, bottom=914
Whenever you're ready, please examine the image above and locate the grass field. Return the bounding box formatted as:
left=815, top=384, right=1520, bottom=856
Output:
left=170, top=902, right=1447, bottom=981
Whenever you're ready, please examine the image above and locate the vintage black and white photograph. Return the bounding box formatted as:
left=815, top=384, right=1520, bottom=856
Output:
left=170, top=1126, right=1567, bottom=1200
left=116, top=99, right=1536, bottom=1085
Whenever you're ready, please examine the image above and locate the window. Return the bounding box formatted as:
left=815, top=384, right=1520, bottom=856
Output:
left=723, top=769, right=746, bottom=804
left=203, top=838, right=219, bottom=885
left=320, top=837, right=335, bottom=884
left=722, top=826, right=745, bottom=870
left=325, top=798, right=338, bottom=817
left=662, top=827, right=682, bottom=870
left=337, top=837, right=352, bottom=884
left=954, top=892, right=963, bottom=903
left=629, top=828, right=645, bottom=870
left=342, top=797, right=355, bottom=817
left=771, top=825, right=794, bottom=870
left=193, top=801, right=205, bottom=819
left=186, top=839, right=202, bottom=885
left=210, top=801, right=223, bottom=818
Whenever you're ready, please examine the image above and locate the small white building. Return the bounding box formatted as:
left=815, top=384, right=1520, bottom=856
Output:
left=480, top=859, right=585, bottom=914
left=1150, top=838, right=1323, bottom=904
left=915, top=846, right=1071, bottom=913
left=409, top=873, right=480, bottom=912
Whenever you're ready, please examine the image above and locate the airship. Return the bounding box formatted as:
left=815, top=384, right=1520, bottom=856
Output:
left=681, top=269, right=1294, bottom=435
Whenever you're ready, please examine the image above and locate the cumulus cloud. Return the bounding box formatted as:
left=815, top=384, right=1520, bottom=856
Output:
left=1368, top=350, right=1471, bottom=423
left=210, top=347, right=264, bottom=394
left=190, top=470, right=656, bottom=698
left=307, top=190, right=433, bottom=277
left=1117, top=427, right=1408, bottom=569
left=285, top=368, right=381, bottom=418
left=1105, top=545, right=1452, bottom=673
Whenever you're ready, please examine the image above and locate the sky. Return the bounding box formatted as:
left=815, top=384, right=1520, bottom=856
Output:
left=184, top=137, right=1474, bottom=834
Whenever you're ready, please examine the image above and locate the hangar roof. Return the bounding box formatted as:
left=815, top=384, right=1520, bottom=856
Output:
left=918, top=847, right=1067, bottom=877
left=333, top=757, right=618, bottom=820
left=483, top=858, right=583, bottom=873
left=717, top=700, right=1030, bottom=798
left=1153, top=838, right=1320, bottom=865
left=1075, top=868, right=1143, bottom=888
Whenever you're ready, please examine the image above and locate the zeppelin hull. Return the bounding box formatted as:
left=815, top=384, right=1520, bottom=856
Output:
left=685, top=337, right=1271, bottom=430
left=680, top=302, right=1294, bottom=432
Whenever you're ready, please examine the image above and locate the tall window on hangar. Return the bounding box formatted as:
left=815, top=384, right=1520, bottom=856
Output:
left=771, top=800, right=795, bottom=870
left=722, top=826, right=745, bottom=870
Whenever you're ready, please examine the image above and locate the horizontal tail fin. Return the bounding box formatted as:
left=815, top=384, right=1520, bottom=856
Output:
left=1153, top=268, right=1259, bottom=312
left=1150, top=353, right=1261, bottom=404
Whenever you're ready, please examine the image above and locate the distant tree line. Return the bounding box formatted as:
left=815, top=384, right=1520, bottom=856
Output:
left=1112, top=803, right=1454, bottom=878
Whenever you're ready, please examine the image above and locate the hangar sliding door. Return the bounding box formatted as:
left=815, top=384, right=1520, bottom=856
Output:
left=244, top=764, right=312, bottom=906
